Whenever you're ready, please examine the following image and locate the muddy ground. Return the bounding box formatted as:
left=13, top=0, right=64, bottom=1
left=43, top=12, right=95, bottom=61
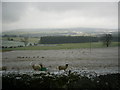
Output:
left=1, top=47, right=118, bottom=75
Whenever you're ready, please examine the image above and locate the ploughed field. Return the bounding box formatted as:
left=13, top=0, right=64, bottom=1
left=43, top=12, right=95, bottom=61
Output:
left=2, top=47, right=118, bottom=75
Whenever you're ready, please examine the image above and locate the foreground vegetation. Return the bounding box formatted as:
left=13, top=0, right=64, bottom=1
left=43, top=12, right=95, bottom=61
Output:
left=2, top=42, right=119, bottom=52
left=2, top=72, right=120, bottom=89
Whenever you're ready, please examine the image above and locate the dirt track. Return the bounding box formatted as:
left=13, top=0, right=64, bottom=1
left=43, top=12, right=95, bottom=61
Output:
left=2, top=47, right=118, bottom=74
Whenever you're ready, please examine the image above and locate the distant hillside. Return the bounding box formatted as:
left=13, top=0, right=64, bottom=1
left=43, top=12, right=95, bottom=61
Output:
left=2, top=28, right=118, bottom=37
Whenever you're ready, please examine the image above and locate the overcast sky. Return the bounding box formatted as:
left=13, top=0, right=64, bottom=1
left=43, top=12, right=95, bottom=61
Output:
left=2, top=2, right=118, bottom=31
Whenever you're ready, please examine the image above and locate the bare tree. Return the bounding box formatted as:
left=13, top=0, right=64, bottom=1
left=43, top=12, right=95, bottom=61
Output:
left=101, top=34, right=112, bottom=47
left=21, top=37, right=29, bottom=46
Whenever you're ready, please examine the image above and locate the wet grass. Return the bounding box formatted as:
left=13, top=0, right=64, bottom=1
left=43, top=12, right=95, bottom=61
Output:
left=2, top=72, right=120, bottom=89
left=2, top=42, right=119, bottom=52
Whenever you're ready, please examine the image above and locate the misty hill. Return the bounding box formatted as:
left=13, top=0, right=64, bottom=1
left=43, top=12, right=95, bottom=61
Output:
left=2, top=28, right=118, bottom=37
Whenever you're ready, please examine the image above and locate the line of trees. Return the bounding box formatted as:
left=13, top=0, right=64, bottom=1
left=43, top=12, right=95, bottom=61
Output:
left=40, top=36, right=99, bottom=44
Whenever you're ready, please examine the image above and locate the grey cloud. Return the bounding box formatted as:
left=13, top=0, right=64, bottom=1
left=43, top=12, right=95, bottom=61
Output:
left=30, top=2, right=83, bottom=11
left=2, top=2, right=28, bottom=23
left=0, top=2, right=2, bottom=21
left=2, top=2, right=117, bottom=30
left=2, top=2, right=117, bottom=23
left=31, top=2, right=117, bottom=17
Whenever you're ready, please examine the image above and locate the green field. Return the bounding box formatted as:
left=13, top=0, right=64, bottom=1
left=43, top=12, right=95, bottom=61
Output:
left=2, top=42, right=119, bottom=52
left=2, top=37, right=40, bottom=44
